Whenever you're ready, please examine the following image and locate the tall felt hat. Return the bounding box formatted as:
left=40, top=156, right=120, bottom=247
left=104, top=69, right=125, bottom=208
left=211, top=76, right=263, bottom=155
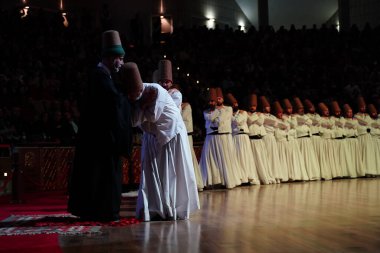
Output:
left=260, top=96, right=270, bottom=108
left=368, top=104, right=377, bottom=115
left=343, top=104, right=352, bottom=113
left=119, top=62, right=143, bottom=92
left=152, top=69, right=159, bottom=83
left=216, top=87, right=223, bottom=99
left=283, top=98, right=292, bottom=109
left=273, top=101, right=283, bottom=113
left=250, top=94, right=257, bottom=107
left=357, top=96, right=366, bottom=108
left=158, top=60, right=173, bottom=82
left=331, top=101, right=341, bottom=113
left=208, top=88, right=217, bottom=101
left=226, top=93, right=237, bottom=105
left=318, top=102, right=328, bottom=112
left=293, top=97, right=303, bottom=110
left=304, top=99, right=315, bottom=111
left=102, top=30, right=125, bottom=56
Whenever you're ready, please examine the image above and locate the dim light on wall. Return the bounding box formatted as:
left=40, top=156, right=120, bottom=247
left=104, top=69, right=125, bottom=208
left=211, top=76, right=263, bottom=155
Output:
left=205, top=7, right=216, bottom=29
left=20, top=6, right=29, bottom=18
left=238, top=20, right=246, bottom=32
left=206, top=18, right=216, bottom=29
left=160, top=16, right=173, bottom=34
left=62, top=12, right=69, bottom=27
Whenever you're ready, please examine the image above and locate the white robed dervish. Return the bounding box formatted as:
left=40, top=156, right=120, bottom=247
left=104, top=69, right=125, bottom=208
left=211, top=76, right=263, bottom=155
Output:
left=294, top=113, right=321, bottom=180
left=344, top=114, right=363, bottom=177
left=318, top=115, right=335, bottom=180
left=231, top=109, right=260, bottom=185
left=262, top=112, right=283, bottom=183
left=331, top=115, right=347, bottom=177
left=355, top=112, right=377, bottom=176
left=274, top=116, right=290, bottom=182
left=181, top=102, right=204, bottom=191
left=128, top=81, right=199, bottom=221
left=371, top=115, right=380, bottom=175
left=247, top=111, right=276, bottom=184
left=306, top=112, right=322, bottom=163
left=282, top=114, right=309, bottom=181
left=199, top=104, right=241, bottom=189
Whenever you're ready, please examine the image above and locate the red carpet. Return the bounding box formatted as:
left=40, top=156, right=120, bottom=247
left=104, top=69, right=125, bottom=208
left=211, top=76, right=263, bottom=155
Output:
left=0, top=191, right=140, bottom=253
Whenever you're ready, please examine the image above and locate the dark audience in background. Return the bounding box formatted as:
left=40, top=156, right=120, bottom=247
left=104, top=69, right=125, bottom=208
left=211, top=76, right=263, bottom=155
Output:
left=0, top=6, right=380, bottom=145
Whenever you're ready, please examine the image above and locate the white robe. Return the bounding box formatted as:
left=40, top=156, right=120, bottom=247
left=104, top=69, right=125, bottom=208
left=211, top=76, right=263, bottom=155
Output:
left=199, top=105, right=242, bottom=189
left=344, top=118, right=363, bottom=177
left=318, top=117, right=336, bottom=180
left=132, top=83, right=199, bottom=221
left=262, top=113, right=283, bottom=183
left=355, top=113, right=377, bottom=175
left=231, top=110, right=260, bottom=185
left=370, top=117, right=380, bottom=175
left=274, top=119, right=290, bottom=182
left=181, top=102, right=204, bottom=191
left=283, top=115, right=309, bottom=181
left=247, top=112, right=276, bottom=184
left=294, top=114, right=320, bottom=180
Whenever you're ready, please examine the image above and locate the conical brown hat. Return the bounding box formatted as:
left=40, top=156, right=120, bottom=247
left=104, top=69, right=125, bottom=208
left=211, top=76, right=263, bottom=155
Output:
left=343, top=104, right=352, bottom=113
left=303, top=99, right=315, bottom=111
left=158, top=60, right=173, bottom=82
left=318, top=102, right=328, bottom=112
left=273, top=101, right=283, bottom=113
left=260, top=96, right=270, bottom=108
left=216, top=87, right=223, bottom=99
left=209, top=88, right=217, bottom=101
left=119, top=62, right=143, bottom=93
left=250, top=94, right=257, bottom=107
left=357, top=96, right=366, bottom=108
left=368, top=104, right=377, bottom=115
left=226, top=93, right=237, bottom=105
left=283, top=98, right=292, bottom=109
left=331, top=101, right=341, bottom=113
left=293, top=97, right=303, bottom=110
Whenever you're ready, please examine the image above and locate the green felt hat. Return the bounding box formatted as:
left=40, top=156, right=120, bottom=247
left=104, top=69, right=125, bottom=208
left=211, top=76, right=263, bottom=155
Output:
left=102, top=30, right=125, bottom=56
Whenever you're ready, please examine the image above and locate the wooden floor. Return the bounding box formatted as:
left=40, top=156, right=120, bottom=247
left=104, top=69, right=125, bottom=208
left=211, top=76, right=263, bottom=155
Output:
left=59, top=178, right=380, bottom=253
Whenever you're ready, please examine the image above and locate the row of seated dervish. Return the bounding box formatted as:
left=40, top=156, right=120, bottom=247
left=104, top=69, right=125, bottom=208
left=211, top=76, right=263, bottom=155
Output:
left=156, top=59, right=380, bottom=192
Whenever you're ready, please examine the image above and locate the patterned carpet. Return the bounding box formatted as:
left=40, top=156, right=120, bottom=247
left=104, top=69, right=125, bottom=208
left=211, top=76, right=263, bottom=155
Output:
left=0, top=191, right=140, bottom=236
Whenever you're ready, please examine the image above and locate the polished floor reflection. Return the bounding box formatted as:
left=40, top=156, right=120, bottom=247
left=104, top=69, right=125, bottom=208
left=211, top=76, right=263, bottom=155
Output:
left=60, top=178, right=380, bottom=253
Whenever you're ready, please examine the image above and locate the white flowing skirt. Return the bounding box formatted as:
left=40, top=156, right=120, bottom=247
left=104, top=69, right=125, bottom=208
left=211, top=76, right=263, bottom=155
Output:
left=331, top=139, right=344, bottom=178
left=276, top=140, right=289, bottom=182
left=188, top=135, right=204, bottom=190
left=358, top=134, right=377, bottom=175
left=263, top=134, right=283, bottom=183
left=345, top=138, right=362, bottom=177
left=199, top=134, right=241, bottom=189
left=136, top=131, right=200, bottom=221
left=297, top=137, right=321, bottom=180
left=250, top=138, right=276, bottom=184
left=373, top=136, right=380, bottom=175
left=233, top=134, right=260, bottom=185
left=287, top=139, right=309, bottom=181
left=318, top=138, right=335, bottom=180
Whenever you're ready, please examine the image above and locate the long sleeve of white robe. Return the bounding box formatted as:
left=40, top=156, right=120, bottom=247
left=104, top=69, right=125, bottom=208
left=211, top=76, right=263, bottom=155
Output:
left=132, top=83, right=182, bottom=146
